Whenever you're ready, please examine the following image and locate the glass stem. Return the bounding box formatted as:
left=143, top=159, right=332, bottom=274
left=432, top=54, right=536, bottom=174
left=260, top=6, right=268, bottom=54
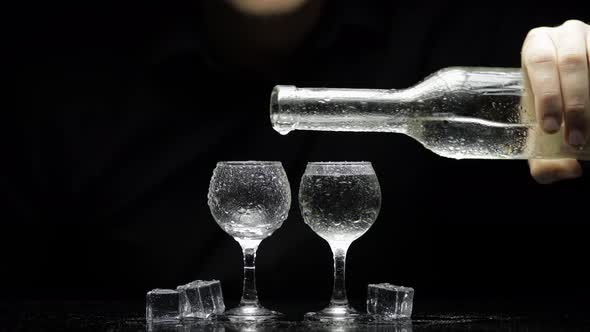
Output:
left=329, top=244, right=350, bottom=307
left=239, top=240, right=261, bottom=306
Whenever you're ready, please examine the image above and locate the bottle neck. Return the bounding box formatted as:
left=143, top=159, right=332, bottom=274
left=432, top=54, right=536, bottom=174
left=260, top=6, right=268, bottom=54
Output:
left=271, top=86, right=415, bottom=135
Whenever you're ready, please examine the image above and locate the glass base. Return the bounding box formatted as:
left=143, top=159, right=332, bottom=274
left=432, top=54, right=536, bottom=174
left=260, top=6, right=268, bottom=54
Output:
left=221, top=305, right=283, bottom=322
left=304, top=305, right=361, bottom=322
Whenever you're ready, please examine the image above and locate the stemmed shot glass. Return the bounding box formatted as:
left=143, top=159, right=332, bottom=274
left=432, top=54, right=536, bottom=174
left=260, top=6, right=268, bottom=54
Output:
left=299, top=162, right=382, bottom=321
left=208, top=161, right=291, bottom=321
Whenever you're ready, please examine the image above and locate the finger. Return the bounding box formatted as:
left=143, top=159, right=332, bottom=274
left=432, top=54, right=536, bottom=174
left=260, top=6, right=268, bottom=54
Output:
left=522, top=28, right=563, bottom=134
left=551, top=20, right=590, bottom=147
left=528, top=159, right=583, bottom=184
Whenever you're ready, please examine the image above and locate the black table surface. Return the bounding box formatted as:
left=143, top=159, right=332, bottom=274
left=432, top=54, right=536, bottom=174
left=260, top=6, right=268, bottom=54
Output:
left=2, top=299, right=589, bottom=331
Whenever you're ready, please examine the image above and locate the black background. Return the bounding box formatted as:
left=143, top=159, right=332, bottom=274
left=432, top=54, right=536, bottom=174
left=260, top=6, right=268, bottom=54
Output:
left=6, top=0, right=590, bottom=315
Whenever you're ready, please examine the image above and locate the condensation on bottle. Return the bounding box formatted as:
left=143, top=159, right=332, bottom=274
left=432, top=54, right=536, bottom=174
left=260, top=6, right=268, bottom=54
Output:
left=270, top=67, right=590, bottom=160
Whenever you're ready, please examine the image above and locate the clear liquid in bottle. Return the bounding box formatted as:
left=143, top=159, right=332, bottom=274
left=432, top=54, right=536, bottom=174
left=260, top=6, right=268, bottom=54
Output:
left=270, top=67, right=590, bottom=160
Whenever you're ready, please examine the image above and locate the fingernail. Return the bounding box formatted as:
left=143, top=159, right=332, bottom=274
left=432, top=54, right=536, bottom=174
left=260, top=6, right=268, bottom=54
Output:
left=568, top=129, right=586, bottom=147
left=542, top=117, right=560, bottom=132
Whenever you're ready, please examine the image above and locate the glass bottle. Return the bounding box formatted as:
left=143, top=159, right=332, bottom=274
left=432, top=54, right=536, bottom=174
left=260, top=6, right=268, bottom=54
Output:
left=270, top=67, right=590, bottom=160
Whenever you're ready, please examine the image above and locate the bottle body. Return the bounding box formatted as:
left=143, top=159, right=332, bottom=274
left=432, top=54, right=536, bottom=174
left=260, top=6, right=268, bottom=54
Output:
left=270, top=67, right=590, bottom=160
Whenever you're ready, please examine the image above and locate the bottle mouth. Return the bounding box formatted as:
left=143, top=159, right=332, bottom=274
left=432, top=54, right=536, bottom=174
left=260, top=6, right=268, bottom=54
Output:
left=270, top=85, right=297, bottom=135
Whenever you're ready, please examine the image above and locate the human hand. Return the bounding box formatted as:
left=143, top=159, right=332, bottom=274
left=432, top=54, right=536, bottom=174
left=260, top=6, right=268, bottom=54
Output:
left=522, top=20, right=589, bottom=183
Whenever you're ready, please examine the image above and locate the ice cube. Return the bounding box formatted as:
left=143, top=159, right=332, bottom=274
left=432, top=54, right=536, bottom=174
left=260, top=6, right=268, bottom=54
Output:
left=177, top=280, right=225, bottom=319
left=209, top=281, right=225, bottom=313
left=146, top=289, right=180, bottom=322
left=367, top=283, right=414, bottom=319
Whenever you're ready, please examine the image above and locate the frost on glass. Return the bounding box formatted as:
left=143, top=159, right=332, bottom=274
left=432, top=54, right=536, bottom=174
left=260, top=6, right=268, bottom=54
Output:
left=208, top=161, right=291, bottom=242
left=300, top=163, right=381, bottom=244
